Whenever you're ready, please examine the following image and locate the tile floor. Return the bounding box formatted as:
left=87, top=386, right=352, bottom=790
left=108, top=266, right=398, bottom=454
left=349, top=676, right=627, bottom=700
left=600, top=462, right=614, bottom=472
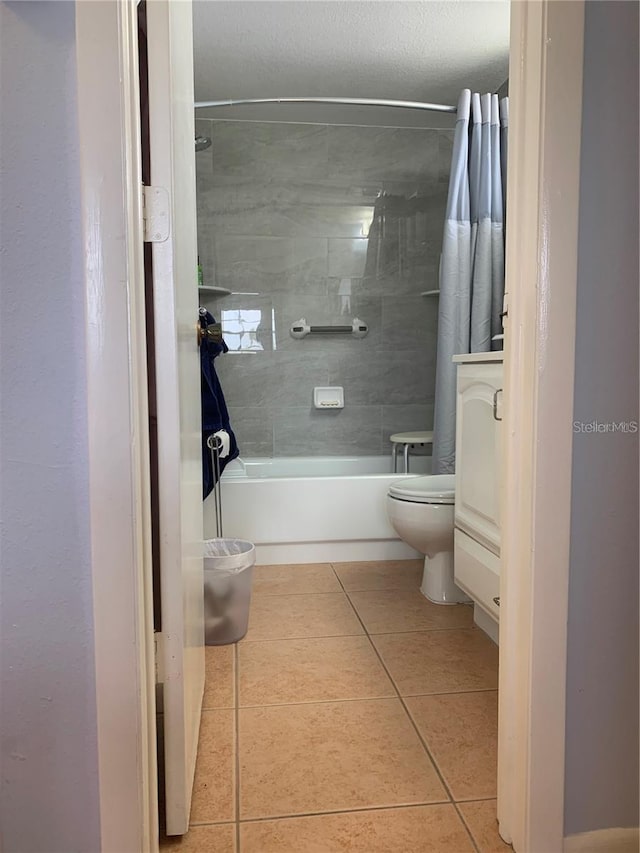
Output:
left=162, top=560, right=512, bottom=852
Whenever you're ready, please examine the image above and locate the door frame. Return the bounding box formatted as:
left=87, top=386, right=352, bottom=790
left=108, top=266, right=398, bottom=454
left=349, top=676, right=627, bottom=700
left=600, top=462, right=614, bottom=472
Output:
left=498, top=2, right=585, bottom=851
left=75, top=1, right=586, bottom=850
left=76, top=2, right=158, bottom=851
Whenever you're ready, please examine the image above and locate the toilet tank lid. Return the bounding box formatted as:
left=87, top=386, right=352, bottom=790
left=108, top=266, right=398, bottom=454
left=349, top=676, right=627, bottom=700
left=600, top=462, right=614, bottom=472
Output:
left=388, top=474, right=455, bottom=504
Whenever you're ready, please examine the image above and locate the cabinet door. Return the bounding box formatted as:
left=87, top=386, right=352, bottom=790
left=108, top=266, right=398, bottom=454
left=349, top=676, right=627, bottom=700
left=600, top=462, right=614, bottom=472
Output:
left=454, top=363, right=503, bottom=554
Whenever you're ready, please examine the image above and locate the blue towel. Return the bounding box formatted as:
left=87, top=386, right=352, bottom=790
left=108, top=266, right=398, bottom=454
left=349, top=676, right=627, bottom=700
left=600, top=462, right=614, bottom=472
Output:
left=199, top=310, right=239, bottom=498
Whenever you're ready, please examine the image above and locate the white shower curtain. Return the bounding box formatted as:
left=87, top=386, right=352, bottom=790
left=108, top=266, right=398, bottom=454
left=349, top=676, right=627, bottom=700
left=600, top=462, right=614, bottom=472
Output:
left=432, top=89, right=508, bottom=474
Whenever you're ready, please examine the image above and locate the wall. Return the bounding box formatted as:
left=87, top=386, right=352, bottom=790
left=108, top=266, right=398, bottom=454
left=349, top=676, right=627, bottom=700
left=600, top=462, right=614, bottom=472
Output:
left=196, top=119, right=452, bottom=457
left=565, top=0, right=639, bottom=836
left=0, top=3, right=101, bottom=851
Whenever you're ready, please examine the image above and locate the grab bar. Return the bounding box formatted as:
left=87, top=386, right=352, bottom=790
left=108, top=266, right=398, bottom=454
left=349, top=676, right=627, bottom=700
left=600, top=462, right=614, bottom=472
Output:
left=290, top=317, right=368, bottom=339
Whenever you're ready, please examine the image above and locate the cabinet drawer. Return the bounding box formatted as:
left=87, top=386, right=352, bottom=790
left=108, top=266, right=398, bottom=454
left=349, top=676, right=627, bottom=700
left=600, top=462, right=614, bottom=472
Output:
left=454, top=528, right=500, bottom=620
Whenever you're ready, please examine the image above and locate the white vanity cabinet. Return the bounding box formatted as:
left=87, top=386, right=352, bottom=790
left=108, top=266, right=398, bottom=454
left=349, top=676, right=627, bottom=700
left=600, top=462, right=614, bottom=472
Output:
left=453, top=353, right=504, bottom=633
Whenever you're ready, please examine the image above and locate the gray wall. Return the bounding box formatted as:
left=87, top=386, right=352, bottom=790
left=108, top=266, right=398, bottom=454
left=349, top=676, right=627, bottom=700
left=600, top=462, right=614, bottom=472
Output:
left=0, top=2, right=101, bottom=850
left=565, top=0, right=639, bottom=836
left=196, top=119, right=451, bottom=457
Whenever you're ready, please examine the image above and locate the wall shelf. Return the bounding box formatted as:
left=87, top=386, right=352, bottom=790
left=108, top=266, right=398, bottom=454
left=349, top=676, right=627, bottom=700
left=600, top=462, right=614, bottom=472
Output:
left=199, top=285, right=231, bottom=296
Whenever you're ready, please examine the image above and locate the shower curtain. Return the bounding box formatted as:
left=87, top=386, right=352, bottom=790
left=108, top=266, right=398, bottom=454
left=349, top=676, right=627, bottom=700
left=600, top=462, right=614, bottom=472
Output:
left=432, top=89, right=509, bottom=474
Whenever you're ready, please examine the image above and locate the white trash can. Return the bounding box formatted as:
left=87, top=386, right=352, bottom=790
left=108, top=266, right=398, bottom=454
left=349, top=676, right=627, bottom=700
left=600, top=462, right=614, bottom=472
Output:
left=203, top=538, right=256, bottom=645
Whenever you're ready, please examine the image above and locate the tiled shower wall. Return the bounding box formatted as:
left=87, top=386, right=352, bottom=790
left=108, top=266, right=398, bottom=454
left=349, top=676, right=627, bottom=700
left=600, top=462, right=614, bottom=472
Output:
left=196, top=119, right=453, bottom=457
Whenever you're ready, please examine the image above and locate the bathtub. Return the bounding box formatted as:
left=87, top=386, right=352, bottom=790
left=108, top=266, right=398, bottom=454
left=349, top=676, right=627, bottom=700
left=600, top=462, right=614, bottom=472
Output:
left=204, top=455, right=430, bottom=565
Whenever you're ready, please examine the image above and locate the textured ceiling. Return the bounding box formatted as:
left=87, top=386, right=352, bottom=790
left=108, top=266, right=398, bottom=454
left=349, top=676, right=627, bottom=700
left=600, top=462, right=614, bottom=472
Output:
left=193, top=1, right=510, bottom=128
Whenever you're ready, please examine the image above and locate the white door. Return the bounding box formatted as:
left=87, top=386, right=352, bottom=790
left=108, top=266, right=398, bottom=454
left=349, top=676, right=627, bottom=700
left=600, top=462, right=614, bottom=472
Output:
left=146, top=0, right=205, bottom=836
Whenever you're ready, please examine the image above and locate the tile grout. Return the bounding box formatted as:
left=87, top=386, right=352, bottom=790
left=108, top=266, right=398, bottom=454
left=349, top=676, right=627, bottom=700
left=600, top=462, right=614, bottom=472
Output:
left=206, top=564, right=494, bottom=850
left=189, top=795, right=498, bottom=827
left=332, top=565, right=483, bottom=853
left=239, top=620, right=480, bottom=644
left=235, top=799, right=453, bottom=825
left=234, top=688, right=498, bottom=712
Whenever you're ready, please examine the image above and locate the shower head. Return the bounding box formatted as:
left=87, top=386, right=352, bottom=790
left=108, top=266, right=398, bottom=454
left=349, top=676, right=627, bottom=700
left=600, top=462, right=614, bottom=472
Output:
left=195, top=135, right=212, bottom=152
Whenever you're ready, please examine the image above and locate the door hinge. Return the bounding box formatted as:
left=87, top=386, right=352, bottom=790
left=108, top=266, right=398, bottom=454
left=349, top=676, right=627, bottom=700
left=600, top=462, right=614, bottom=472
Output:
left=142, top=185, right=170, bottom=243
left=501, top=292, right=509, bottom=321
left=154, top=631, right=165, bottom=684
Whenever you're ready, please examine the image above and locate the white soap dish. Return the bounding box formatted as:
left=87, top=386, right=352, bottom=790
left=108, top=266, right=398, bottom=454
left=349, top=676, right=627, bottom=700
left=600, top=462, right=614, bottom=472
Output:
left=313, top=386, right=344, bottom=409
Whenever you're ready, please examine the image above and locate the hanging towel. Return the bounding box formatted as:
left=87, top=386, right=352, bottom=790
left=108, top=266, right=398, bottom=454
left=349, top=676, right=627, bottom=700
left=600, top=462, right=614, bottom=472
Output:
left=199, top=309, right=239, bottom=498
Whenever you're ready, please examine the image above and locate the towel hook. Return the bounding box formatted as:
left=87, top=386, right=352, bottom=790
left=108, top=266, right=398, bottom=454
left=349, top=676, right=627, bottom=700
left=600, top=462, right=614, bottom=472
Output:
left=197, top=321, right=223, bottom=347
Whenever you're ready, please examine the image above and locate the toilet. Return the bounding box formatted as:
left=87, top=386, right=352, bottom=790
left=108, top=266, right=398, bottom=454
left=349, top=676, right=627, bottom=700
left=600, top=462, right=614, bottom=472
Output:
left=386, top=475, right=468, bottom=604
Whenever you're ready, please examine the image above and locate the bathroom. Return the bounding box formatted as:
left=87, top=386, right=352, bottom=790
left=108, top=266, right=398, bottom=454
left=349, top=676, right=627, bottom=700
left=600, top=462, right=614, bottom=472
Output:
left=181, top=1, right=510, bottom=850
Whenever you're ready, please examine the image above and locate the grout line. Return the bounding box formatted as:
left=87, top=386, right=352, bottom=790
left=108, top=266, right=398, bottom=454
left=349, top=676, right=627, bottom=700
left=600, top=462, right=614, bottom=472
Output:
left=454, top=803, right=485, bottom=853
left=453, top=796, right=498, bottom=804
left=234, top=564, right=491, bottom=850
left=335, top=567, right=483, bottom=853
left=239, top=695, right=401, bottom=711
left=361, top=625, right=478, bottom=635
left=237, top=800, right=451, bottom=825
left=252, top=589, right=345, bottom=597
left=237, top=688, right=497, bottom=711
left=234, top=641, right=241, bottom=853
left=190, top=799, right=455, bottom=829
left=240, top=631, right=365, bottom=644
left=239, top=625, right=476, bottom=645
left=248, top=590, right=350, bottom=599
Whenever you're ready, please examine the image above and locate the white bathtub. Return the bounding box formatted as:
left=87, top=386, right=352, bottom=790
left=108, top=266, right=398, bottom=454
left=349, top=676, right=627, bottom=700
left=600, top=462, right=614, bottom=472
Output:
left=204, top=455, right=430, bottom=565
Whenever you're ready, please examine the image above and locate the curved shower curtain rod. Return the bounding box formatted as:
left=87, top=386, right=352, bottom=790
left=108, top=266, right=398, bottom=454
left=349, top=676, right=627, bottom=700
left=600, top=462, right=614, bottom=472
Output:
left=194, top=97, right=457, bottom=114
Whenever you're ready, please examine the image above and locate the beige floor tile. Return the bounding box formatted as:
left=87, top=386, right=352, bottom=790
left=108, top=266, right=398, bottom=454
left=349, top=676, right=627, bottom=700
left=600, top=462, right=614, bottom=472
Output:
left=239, top=698, right=447, bottom=819
left=190, top=710, right=236, bottom=824
left=243, top=592, right=363, bottom=641
left=372, top=629, right=498, bottom=696
left=333, top=559, right=423, bottom=592
left=240, top=804, right=475, bottom=852
left=406, top=692, right=498, bottom=801
left=161, top=823, right=235, bottom=852
left=239, top=636, right=395, bottom=706
left=459, top=800, right=513, bottom=852
left=203, top=645, right=235, bottom=709
left=349, top=590, right=473, bottom=634
left=253, top=563, right=341, bottom=595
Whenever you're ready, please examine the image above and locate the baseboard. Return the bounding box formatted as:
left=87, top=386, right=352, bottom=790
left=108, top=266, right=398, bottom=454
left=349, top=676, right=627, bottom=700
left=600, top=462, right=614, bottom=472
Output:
left=564, top=828, right=640, bottom=852
left=254, top=539, right=420, bottom=565
left=473, top=603, right=499, bottom=645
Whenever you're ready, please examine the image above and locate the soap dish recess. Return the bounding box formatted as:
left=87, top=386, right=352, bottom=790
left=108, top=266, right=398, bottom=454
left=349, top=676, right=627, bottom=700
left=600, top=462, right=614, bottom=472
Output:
left=314, top=386, right=344, bottom=409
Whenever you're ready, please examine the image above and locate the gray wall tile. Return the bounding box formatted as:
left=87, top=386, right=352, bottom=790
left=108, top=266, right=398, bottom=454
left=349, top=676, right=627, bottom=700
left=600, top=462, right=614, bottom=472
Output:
left=382, top=295, right=438, bottom=351
left=328, top=349, right=435, bottom=406
left=227, top=406, right=274, bottom=457
left=214, top=236, right=328, bottom=293
left=328, top=238, right=369, bottom=277
left=272, top=406, right=382, bottom=456
left=217, top=351, right=329, bottom=408
left=327, top=126, right=440, bottom=183
left=198, top=120, right=449, bottom=458
left=211, top=122, right=329, bottom=183
left=382, top=404, right=435, bottom=447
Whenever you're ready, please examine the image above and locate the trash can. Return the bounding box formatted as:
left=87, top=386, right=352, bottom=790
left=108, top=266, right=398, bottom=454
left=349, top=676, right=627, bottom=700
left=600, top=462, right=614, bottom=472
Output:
left=203, top=538, right=256, bottom=645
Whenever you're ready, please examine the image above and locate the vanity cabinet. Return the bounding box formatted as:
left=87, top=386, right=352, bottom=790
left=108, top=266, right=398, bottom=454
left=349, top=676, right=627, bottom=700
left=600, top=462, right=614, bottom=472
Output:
left=453, top=355, right=504, bottom=626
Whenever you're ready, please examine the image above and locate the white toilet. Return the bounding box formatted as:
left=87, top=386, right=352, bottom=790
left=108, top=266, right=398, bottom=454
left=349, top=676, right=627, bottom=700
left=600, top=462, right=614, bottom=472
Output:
left=386, top=474, right=468, bottom=604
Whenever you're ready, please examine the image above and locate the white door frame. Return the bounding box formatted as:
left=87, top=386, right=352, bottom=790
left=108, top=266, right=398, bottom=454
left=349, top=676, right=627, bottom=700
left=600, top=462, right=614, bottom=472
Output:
left=76, top=2, right=158, bottom=851
left=498, top=2, right=585, bottom=851
left=74, top=1, right=587, bottom=850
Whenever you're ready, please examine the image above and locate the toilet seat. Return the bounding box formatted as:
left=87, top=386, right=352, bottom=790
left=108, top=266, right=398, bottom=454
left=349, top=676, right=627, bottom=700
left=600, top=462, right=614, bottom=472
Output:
left=388, top=474, right=455, bottom=505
